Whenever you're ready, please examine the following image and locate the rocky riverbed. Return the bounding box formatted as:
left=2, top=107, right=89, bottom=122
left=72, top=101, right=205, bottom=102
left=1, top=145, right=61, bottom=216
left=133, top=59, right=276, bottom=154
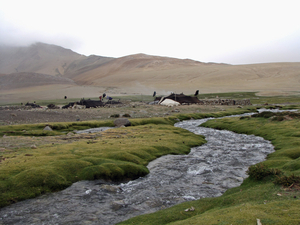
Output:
left=0, top=113, right=275, bottom=225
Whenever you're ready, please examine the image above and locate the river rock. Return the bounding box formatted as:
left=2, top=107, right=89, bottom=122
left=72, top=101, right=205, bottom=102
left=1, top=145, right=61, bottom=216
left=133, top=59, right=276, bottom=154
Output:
left=100, top=184, right=120, bottom=193
left=43, top=126, right=53, bottom=131
left=114, top=118, right=131, bottom=127
left=67, top=132, right=74, bottom=136
left=111, top=200, right=125, bottom=210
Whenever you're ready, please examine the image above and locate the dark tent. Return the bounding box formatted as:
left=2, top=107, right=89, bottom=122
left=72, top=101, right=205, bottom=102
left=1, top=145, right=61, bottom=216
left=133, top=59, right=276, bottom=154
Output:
left=62, top=99, right=105, bottom=109
left=154, top=93, right=201, bottom=104
left=79, top=99, right=105, bottom=108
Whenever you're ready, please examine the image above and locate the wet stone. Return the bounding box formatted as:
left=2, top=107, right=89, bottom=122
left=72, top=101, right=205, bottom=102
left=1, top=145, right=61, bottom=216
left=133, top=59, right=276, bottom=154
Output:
left=0, top=112, right=276, bottom=225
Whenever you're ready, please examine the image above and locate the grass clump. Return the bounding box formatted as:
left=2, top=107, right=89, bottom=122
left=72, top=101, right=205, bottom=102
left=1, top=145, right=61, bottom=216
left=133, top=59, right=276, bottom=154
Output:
left=274, top=174, right=300, bottom=187
left=110, top=114, right=120, bottom=118
left=247, top=163, right=282, bottom=180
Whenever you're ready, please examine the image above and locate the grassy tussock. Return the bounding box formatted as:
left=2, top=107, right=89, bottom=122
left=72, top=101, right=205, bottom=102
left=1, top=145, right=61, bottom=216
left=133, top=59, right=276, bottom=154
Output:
left=0, top=120, right=115, bottom=136
left=0, top=124, right=205, bottom=208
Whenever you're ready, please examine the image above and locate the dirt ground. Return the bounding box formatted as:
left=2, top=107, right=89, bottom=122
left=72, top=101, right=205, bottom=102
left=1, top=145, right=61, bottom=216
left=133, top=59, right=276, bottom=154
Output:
left=0, top=102, right=233, bottom=126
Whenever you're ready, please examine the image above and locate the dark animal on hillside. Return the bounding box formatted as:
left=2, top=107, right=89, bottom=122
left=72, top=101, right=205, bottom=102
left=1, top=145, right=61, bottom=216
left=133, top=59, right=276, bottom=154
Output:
left=62, top=102, right=76, bottom=109
left=47, top=104, right=59, bottom=109
left=153, top=91, right=156, bottom=97
left=194, top=90, right=199, bottom=96
left=25, top=102, right=41, bottom=108
left=79, top=99, right=105, bottom=108
left=62, top=100, right=105, bottom=109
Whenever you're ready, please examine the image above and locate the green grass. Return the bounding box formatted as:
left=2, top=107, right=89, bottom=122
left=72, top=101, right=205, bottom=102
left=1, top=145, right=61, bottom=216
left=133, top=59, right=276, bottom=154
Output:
left=118, top=110, right=300, bottom=225
left=0, top=120, right=115, bottom=137
left=198, top=91, right=300, bottom=105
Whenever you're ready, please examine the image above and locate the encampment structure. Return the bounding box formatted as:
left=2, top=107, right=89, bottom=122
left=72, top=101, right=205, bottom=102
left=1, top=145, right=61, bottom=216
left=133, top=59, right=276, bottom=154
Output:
left=154, top=93, right=251, bottom=106
left=155, top=93, right=201, bottom=105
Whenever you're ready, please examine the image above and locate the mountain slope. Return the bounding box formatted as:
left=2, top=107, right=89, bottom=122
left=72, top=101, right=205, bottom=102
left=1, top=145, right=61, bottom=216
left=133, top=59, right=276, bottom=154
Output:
left=65, top=53, right=212, bottom=85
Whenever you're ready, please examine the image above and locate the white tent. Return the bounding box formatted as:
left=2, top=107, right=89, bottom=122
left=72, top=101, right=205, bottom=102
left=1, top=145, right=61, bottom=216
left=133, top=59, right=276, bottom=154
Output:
left=159, top=99, right=180, bottom=107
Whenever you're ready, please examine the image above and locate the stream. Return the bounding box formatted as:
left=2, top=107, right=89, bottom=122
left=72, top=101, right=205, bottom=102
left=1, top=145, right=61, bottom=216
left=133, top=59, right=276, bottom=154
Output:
left=0, top=112, right=276, bottom=225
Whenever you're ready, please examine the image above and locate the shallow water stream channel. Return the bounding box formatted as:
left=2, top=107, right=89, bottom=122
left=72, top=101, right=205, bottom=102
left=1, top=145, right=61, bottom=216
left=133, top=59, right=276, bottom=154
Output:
left=0, top=113, right=276, bottom=225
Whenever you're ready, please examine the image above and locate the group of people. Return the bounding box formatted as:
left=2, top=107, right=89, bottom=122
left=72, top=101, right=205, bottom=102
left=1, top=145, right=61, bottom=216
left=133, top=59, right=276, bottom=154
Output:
left=99, top=93, right=113, bottom=101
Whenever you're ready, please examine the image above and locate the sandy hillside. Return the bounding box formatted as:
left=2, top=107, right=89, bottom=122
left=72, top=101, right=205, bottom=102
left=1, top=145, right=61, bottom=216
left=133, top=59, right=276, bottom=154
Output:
left=1, top=43, right=300, bottom=104
left=67, top=59, right=300, bottom=96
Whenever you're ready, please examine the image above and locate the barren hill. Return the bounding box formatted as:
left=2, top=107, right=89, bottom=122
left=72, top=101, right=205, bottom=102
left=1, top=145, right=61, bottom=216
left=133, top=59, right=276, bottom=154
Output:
left=0, top=42, right=300, bottom=103
left=65, top=53, right=211, bottom=85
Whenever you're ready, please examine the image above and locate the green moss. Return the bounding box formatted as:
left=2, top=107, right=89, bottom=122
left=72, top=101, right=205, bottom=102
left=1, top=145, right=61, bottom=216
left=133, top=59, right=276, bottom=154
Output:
left=282, top=158, right=300, bottom=172
left=11, top=167, right=70, bottom=190
left=0, top=120, right=115, bottom=136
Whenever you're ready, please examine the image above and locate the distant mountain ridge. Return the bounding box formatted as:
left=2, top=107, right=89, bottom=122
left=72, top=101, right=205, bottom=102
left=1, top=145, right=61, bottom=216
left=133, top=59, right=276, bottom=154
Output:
left=0, top=42, right=212, bottom=87
left=0, top=42, right=206, bottom=80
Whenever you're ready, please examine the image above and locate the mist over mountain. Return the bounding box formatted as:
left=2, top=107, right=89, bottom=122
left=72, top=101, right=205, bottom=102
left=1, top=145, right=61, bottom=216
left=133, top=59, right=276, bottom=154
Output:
left=0, top=42, right=112, bottom=76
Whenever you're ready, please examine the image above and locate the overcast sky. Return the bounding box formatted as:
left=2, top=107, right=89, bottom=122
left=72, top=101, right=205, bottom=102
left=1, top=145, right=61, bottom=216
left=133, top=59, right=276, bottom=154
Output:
left=1, top=0, right=300, bottom=64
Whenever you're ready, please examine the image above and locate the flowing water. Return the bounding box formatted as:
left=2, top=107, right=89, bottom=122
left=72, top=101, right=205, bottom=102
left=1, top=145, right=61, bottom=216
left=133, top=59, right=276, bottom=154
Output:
left=0, top=113, right=275, bottom=225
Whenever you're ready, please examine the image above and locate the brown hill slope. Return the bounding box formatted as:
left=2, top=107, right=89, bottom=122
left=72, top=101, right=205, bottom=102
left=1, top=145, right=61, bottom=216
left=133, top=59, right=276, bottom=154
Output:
left=65, top=53, right=211, bottom=84
left=70, top=56, right=300, bottom=96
